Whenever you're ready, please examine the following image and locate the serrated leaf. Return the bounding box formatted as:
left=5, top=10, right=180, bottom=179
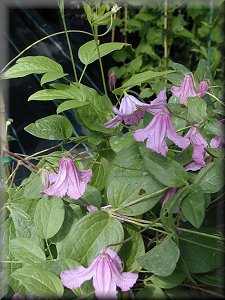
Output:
left=24, top=115, right=73, bottom=140
left=60, top=211, right=124, bottom=266
left=3, top=56, right=64, bottom=80
left=10, top=238, right=46, bottom=264
left=34, top=197, right=65, bottom=239
left=11, top=266, right=64, bottom=297
left=137, top=237, right=180, bottom=277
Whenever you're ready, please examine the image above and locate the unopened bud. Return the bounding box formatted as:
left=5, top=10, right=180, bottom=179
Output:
left=197, top=81, right=209, bottom=98
left=108, top=70, right=117, bottom=91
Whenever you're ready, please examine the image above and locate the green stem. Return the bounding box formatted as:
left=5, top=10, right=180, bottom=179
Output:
left=79, top=65, right=88, bottom=83
left=205, top=91, right=225, bottom=107
left=177, top=227, right=225, bottom=241
left=178, top=237, right=224, bottom=253
left=1, top=30, right=93, bottom=74
left=92, top=26, right=108, bottom=96
left=45, top=239, right=53, bottom=260
left=60, top=15, right=78, bottom=82
left=118, top=187, right=169, bottom=210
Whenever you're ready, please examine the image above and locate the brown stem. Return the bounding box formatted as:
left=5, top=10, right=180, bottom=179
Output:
left=182, top=284, right=225, bottom=298
left=5, top=150, right=38, bottom=173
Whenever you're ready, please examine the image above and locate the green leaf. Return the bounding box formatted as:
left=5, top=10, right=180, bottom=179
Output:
left=194, top=59, right=212, bottom=84
left=194, top=160, right=224, bottom=193
left=10, top=238, right=46, bottom=264
left=88, top=157, right=108, bottom=191
left=34, top=197, right=65, bottom=239
left=141, top=146, right=188, bottom=187
left=205, top=148, right=224, bottom=159
left=109, top=132, right=134, bottom=153
left=24, top=115, right=73, bottom=140
left=106, top=143, right=165, bottom=216
left=169, top=61, right=190, bottom=76
left=3, top=56, right=65, bottom=81
left=136, top=284, right=166, bottom=299
left=23, top=173, right=42, bottom=199
left=194, top=272, right=224, bottom=288
left=60, top=211, right=124, bottom=266
left=137, top=237, right=180, bottom=277
left=175, top=145, right=194, bottom=166
left=119, top=224, right=145, bottom=271
left=57, top=99, right=87, bottom=113
left=113, top=70, right=175, bottom=95
left=11, top=266, right=64, bottom=297
left=179, top=228, right=223, bottom=273
left=187, top=97, right=207, bottom=124
left=78, top=41, right=130, bottom=65
left=149, top=269, right=186, bottom=289
left=78, top=185, right=102, bottom=208
left=180, top=184, right=205, bottom=229
left=28, top=84, right=86, bottom=102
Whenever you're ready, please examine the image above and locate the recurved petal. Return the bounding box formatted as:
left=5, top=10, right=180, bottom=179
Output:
left=80, top=169, right=92, bottom=184
left=105, top=249, right=123, bottom=272
left=60, top=264, right=95, bottom=290
left=48, top=172, right=58, bottom=184
left=103, top=116, right=122, bottom=128
left=93, top=257, right=117, bottom=299
left=166, top=115, right=190, bottom=149
left=111, top=263, right=138, bottom=292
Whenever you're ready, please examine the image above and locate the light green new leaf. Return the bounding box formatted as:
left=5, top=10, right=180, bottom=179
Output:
left=11, top=266, right=64, bottom=297
left=60, top=211, right=124, bottom=266
left=137, top=237, right=180, bottom=277
left=78, top=41, right=130, bottom=65
left=34, top=197, right=65, bottom=239
left=181, top=184, right=205, bottom=228
left=10, top=238, right=46, bottom=264
left=24, top=115, right=73, bottom=140
left=194, top=160, right=224, bottom=193
left=3, top=56, right=65, bottom=84
left=113, top=70, right=174, bottom=95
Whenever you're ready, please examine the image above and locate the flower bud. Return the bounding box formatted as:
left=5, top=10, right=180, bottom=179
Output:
left=108, top=70, right=117, bottom=91
left=197, top=81, right=209, bottom=98
left=111, top=3, right=121, bottom=13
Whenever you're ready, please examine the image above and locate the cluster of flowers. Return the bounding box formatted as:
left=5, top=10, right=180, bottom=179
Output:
left=23, top=75, right=223, bottom=299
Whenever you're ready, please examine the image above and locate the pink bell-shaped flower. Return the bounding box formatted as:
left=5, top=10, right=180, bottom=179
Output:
left=133, top=109, right=190, bottom=156
left=43, top=157, right=92, bottom=200
left=197, top=81, right=209, bottom=98
left=171, top=75, right=197, bottom=105
left=60, top=248, right=138, bottom=299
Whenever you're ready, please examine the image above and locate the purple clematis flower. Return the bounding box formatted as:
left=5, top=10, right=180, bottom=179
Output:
left=133, top=109, right=190, bottom=156
left=60, top=248, right=138, bottom=299
left=43, top=157, right=92, bottom=200
left=184, top=126, right=208, bottom=171
left=197, top=81, right=209, bottom=98
left=171, top=75, right=197, bottom=105
left=103, top=91, right=167, bottom=128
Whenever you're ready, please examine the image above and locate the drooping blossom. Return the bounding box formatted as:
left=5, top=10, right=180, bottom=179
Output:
left=60, top=248, right=138, bottom=299
left=210, top=119, right=225, bottom=148
left=171, top=75, right=197, bottom=105
left=197, top=81, right=209, bottom=98
left=108, top=70, right=117, bottom=91
left=133, top=109, right=190, bottom=156
left=160, top=187, right=180, bottom=214
left=43, top=157, right=92, bottom=200
left=103, top=91, right=167, bottom=128
left=184, top=126, right=208, bottom=171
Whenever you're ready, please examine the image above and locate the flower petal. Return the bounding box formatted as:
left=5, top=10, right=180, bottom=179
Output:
left=111, top=263, right=138, bottom=292
left=105, top=249, right=123, bottom=272
left=93, top=257, right=117, bottom=299
left=103, top=116, right=122, bottom=128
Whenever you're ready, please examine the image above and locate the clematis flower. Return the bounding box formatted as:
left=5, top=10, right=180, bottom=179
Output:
left=43, top=157, right=92, bottom=200
left=108, top=70, right=117, bottom=91
left=103, top=90, right=167, bottom=128
left=171, top=75, right=197, bottom=105
left=184, top=126, right=208, bottom=171
left=133, top=109, right=190, bottom=156
left=60, top=248, right=138, bottom=299
left=197, top=81, right=209, bottom=98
